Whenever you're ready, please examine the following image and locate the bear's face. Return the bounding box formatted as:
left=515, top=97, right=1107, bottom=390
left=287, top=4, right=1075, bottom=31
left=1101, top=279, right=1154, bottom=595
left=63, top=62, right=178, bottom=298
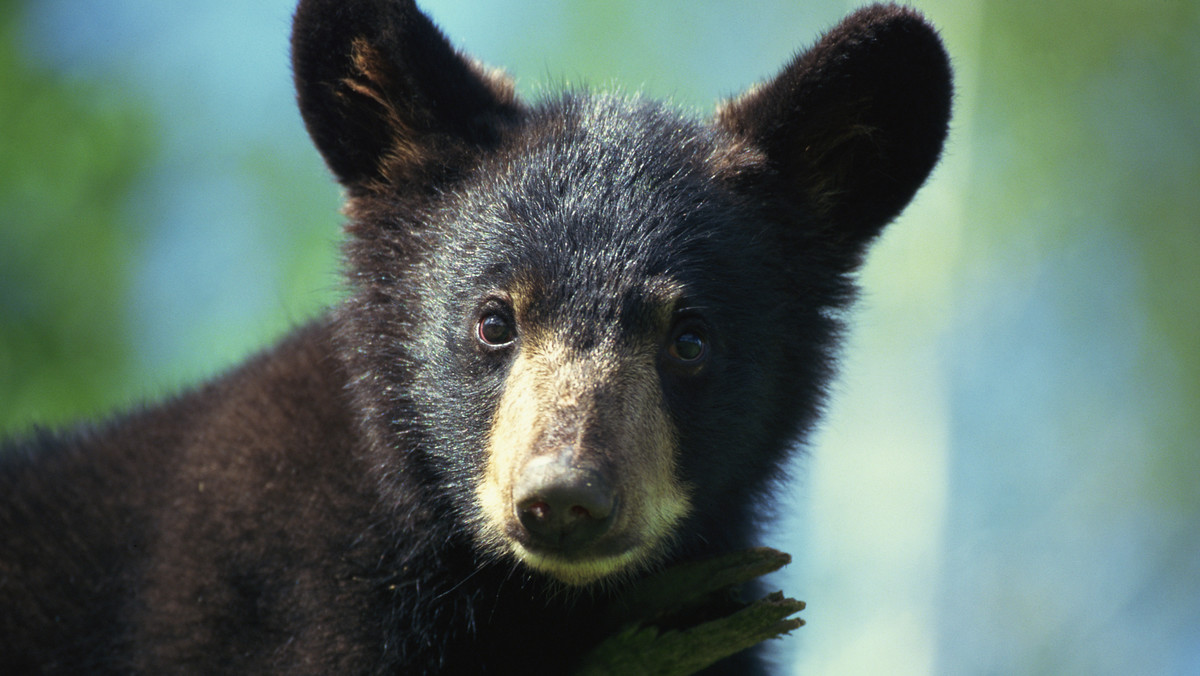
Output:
left=405, top=97, right=817, bottom=583
left=292, top=0, right=951, bottom=585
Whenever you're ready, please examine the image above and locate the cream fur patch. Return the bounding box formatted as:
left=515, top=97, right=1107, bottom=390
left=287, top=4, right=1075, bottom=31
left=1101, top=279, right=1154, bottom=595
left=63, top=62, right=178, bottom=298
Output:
left=475, top=333, right=691, bottom=585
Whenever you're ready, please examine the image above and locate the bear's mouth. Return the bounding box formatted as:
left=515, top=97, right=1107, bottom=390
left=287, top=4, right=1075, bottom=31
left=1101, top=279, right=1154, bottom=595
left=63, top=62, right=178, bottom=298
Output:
left=506, top=528, right=653, bottom=586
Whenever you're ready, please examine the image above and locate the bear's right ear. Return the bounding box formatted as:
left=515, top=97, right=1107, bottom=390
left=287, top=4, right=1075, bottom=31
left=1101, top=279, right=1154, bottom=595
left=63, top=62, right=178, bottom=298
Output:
left=291, top=0, right=522, bottom=192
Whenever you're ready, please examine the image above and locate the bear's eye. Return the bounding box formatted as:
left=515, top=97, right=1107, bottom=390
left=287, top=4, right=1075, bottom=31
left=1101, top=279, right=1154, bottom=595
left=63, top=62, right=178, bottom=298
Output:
left=667, top=329, right=706, bottom=363
left=477, top=313, right=515, bottom=347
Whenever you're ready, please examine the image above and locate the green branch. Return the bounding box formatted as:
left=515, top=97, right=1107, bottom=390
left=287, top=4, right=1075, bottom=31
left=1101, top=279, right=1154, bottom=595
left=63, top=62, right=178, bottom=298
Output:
left=576, top=548, right=805, bottom=676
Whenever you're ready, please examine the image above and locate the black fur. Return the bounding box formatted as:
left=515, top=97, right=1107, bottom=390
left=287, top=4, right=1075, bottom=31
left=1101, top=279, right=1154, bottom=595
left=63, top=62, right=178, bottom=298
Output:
left=1, top=1, right=951, bottom=673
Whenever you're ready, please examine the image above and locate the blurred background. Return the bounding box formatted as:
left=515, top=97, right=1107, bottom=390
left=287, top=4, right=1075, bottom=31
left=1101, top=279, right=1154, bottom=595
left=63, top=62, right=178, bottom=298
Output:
left=1, top=0, right=1196, bottom=673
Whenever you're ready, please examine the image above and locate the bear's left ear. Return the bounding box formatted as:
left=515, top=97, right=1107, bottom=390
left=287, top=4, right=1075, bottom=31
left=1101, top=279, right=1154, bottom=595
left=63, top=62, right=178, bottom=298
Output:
left=717, top=4, right=952, bottom=259
left=291, top=0, right=523, bottom=193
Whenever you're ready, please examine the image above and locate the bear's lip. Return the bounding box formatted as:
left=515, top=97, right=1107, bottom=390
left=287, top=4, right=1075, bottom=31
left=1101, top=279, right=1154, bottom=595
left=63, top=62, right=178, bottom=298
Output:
left=503, top=517, right=641, bottom=562
left=507, top=534, right=654, bottom=586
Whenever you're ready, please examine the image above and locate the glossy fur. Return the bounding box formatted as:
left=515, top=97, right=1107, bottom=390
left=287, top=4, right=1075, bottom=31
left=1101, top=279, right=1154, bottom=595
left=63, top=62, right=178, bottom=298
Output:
left=1, top=1, right=951, bottom=673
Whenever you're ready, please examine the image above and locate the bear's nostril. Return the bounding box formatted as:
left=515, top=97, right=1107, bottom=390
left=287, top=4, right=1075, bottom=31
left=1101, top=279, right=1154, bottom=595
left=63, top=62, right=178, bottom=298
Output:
left=526, top=501, right=551, bottom=521
left=514, top=459, right=616, bottom=552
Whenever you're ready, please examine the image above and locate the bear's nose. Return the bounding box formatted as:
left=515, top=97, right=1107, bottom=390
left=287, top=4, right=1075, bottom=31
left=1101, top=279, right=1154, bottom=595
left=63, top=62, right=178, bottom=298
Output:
left=514, top=456, right=615, bottom=552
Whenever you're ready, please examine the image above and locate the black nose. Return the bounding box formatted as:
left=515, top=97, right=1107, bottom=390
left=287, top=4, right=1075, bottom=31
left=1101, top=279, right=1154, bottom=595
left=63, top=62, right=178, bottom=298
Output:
left=514, top=456, right=616, bottom=552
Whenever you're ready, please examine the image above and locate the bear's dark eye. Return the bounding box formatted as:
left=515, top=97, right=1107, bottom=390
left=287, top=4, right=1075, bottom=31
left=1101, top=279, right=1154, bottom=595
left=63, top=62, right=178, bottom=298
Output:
left=477, top=312, right=515, bottom=347
left=667, top=330, right=706, bottom=363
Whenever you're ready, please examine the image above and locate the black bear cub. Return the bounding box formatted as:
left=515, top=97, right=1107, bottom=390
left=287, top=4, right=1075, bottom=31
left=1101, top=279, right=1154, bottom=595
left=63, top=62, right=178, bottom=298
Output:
left=0, top=0, right=951, bottom=673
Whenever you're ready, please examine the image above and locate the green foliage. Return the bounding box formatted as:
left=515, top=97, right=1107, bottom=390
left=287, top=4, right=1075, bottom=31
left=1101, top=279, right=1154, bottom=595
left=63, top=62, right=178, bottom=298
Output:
left=0, top=3, right=154, bottom=434
left=973, top=0, right=1200, bottom=506
left=942, top=2, right=1200, bottom=672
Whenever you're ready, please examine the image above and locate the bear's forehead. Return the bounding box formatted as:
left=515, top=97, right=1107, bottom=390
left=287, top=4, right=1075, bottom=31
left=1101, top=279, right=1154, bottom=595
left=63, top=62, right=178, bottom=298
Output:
left=450, top=95, right=748, bottom=273
left=510, top=94, right=723, bottom=203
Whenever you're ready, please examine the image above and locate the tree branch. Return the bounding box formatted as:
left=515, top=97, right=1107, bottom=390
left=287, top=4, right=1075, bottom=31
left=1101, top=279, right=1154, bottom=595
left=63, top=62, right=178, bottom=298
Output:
left=575, top=548, right=805, bottom=676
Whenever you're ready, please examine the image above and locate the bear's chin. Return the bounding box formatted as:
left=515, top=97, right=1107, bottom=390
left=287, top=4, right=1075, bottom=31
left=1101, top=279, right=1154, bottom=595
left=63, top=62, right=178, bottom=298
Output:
left=513, top=545, right=650, bottom=587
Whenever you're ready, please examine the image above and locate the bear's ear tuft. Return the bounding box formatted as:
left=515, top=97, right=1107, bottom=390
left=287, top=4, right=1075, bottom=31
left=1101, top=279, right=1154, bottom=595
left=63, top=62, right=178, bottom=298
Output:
left=717, top=4, right=952, bottom=257
left=291, top=0, right=522, bottom=192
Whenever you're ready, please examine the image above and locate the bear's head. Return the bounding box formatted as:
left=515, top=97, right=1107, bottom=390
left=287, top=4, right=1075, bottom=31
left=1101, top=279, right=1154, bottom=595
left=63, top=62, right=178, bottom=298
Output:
left=291, top=0, right=951, bottom=586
